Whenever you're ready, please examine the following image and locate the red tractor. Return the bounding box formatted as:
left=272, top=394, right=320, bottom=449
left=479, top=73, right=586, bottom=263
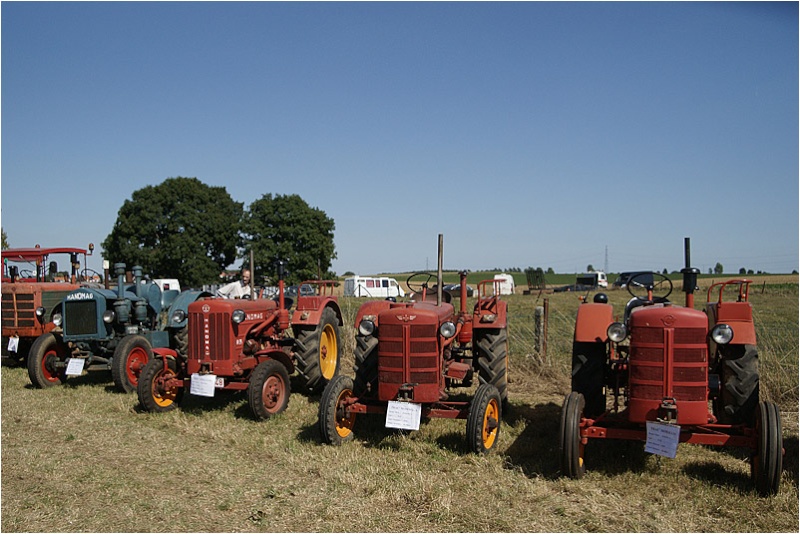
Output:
left=318, top=240, right=509, bottom=454
left=137, top=262, right=342, bottom=420
left=562, top=238, right=783, bottom=495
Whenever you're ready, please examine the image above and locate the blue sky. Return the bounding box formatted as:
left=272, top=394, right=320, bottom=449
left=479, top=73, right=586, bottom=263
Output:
left=2, top=2, right=798, bottom=277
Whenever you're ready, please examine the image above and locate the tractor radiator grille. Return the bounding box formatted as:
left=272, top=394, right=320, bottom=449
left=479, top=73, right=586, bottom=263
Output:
left=2, top=293, right=35, bottom=328
left=64, top=301, right=97, bottom=336
left=378, top=322, right=439, bottom=385
left=188, top=311, right=230, bottom=360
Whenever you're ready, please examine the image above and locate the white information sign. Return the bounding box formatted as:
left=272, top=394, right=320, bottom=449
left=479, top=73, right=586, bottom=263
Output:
left=385, top=401, right=422, bottom=431
left=645, top=421, right=681, bottom=458
left=66, top=358, right=85, bottom=376
left=7, top=336, right=19, bottom=353
left=190, top=373, right=217, bottom=397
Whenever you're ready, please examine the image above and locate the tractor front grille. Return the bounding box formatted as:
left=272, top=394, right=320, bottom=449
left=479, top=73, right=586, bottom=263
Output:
left=64, top=301, right=98, bottom=336
left=2, top=292, right=35, bottom=328
left=188, top=311, right=230, bottom=360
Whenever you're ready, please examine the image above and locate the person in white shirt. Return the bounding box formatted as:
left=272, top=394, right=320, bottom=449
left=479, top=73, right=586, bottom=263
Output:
left=216, top=269, right=252, bottom=299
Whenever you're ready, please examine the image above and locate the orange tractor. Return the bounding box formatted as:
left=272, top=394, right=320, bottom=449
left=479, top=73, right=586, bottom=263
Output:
left=562, top=238, right=782, bottom=495
left=137, top=262, right=342, bottom=419
left=318, top=236, right=509, bottom=454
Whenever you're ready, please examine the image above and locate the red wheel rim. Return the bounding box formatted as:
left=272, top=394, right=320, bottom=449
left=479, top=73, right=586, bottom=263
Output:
left=41, top=348, right=63, bottom=383
left=125, top=346, right=149, bottom=386
left=261, top=374, right=287, bottom=413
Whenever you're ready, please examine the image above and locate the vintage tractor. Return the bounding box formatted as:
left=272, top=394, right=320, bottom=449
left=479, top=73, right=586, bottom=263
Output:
left=137, top=262, right=342, bottom=420
left=562, top=238, right=783, bottom=495
left=318, top=237, right=509, bottom=454
left=2, top=244, right=95, bottom=365
left=27, top=263, right=206, bottom=393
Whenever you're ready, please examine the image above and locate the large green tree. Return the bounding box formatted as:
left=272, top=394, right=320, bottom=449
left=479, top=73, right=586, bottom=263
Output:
left=243, top=193, right=336, bottom=285
left=102, top=177, right=243, bottom=287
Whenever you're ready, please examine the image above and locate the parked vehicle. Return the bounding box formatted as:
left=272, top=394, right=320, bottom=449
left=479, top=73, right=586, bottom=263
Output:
left=2, top=244, right=95, bottom=365
left=493, top=273, right=516, bottom=295
left=561, top=238, right=782, bottom=495
left=27, top=263, right=208, bottom=393
left=138, top=262, right=342, bottom=420
left=343, top=275, right=405, bottom=298
left=576, top=271, right=608, bottom=288
left=612, top=271, right=653, bottom=288
left=319, top=237, right=508, bottom=454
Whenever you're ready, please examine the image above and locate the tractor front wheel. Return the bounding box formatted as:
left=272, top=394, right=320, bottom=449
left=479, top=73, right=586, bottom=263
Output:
left=751, top=400, right=782, bottom=496
left=560, top=391, right=586, bottom=479
left=466, top=383, right=502, bottom=454
left=137, top=358, right=183, bottom=413
left=319, top=375, right=357, bottom=445
left=249, top=359, right=291, bottom=420
left=27, top=333, right=67, bottom=388
left=111, top=335, right=153, bottom=393
left=293, top=307, right=341, bottom=392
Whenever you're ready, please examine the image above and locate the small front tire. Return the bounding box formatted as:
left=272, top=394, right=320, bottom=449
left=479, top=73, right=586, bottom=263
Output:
left=466, top=383, right=502, bottom=454
left=249, top=359, right=291, bottom=420
left=560, top=391, right=586, bottom=479
left=751, top=400, right=782, bottom=496
left=111, top=335, right=153, bottom=393
left=319, top=375, right=357, bottom=445
left=137, top=358, right=183, bottom=413
left=27, top=333, right=67, bottom=388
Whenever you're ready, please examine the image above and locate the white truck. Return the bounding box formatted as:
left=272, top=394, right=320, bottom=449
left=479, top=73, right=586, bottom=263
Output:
left=576, top=271, right=608, bottom=288
left=343, top=276, right=405, bottom=298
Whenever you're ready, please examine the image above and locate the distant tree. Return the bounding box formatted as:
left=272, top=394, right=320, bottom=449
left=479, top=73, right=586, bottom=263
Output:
left=708, top=268, right=713, bottom=275
left=739, top=267, right=747, bottom=275
left=587, top=264, right=594, bottom=272
left=714, top=262, right=724, bottom=275
left=793, top=270, right=798, bottom=275
left=662, top=268, right=668, bottom=275
left=342, top=271, right=355, bottom=277
left=546, top=267, right=555, bottom=275
left=1, top=227, right=8, bottom=249
left=102, top=177, right=243, bottom=288
left=242, top=193, right=336, bottom=285
left=748, top=269, right=755, bottom=275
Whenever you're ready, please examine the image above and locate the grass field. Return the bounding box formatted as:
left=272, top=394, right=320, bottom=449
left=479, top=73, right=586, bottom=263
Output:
left=2, top=280, right=797, bottom=532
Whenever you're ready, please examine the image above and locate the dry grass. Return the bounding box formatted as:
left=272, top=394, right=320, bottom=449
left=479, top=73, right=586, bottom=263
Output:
left=2, top=282, right=797, bottom=532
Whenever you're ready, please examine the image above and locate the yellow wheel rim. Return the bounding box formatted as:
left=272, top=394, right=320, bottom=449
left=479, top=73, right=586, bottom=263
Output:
left=153, top=369, right=178, bottom=408
left=319, top=323, right=338, bottom=380
left=335, top=387, right=355, bottom=438
left=482, top=397, right=500, bottom=449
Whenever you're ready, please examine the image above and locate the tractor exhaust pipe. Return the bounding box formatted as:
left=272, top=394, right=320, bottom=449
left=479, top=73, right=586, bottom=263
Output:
left=437, top=234, right=443, bottom=307
left=681, top=237, right=700, bottom=308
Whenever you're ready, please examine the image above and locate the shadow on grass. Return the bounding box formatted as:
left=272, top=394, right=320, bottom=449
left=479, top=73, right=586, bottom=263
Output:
left=682, top=459, right=753, bottom=493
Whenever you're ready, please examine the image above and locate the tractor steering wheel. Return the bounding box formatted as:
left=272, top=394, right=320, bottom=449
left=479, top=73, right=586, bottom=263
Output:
left=406, top=272, right=436, bottom=294
left=80, top=268, right=103, bottom=282
left=18, top=269, right=35, bottom=278
left=626, top=272, right=673, bottom=303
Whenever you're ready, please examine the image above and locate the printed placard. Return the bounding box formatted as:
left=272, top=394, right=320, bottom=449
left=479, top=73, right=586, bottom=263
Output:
left=66, top=358, right=85, bottom=376
left=7, top=336, right=19, bottom=353
left=385, top=400, right=422, bottom=431
left=190, top=373, right=217, bottom=397
left=645, top=421, right=681, bottom=458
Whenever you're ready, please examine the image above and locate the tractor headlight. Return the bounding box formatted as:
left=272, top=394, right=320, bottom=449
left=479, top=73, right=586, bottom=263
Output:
left=232, top=309, right=246, bottom=324
left=358, top=319, right=375, bottom=337
left=607, top=322, right=628, bottom=343
left=439, top=321, right=456, bottom=339
left=711, top=324, right=734, bottom=345
left=52, top=313, right=63, bottom=327
left=171, top=309, right=186, bottom=323
left=103, top=310, right=115, bottom=324
left=35, top=307, right=46, bottom=318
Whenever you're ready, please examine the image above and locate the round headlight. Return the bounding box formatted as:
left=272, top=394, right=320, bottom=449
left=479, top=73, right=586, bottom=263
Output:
left=35, top=306, right=46, bottom=318
left=358, top=320, right=375, bottom=337
left=711, top=324, right=734, bottom=345
left=103, top=310, right=115, bottom=323
left=232, top=309, right=246, bottom=324
left=439, top=321, right=456, bottom=339
left=607, top=322, right=628, bottom=343
left=52, top=313, right=63, bottom=327
left=171, top=309, right=186, bottom=323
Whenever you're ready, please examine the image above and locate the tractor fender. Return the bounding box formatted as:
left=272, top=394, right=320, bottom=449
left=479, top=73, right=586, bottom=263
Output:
left=166, top=290, right=213, bottom=328
left=257, top=349, right=295, bottom=375
left=472, top=299, right=508, bottom=330
left=152, top=347, right=179, bottom=359
left=353, top=299, right=394, bottom=328
left=574, top=302, right=614, bottom=343
left=291, top=298, right=343, bottom=327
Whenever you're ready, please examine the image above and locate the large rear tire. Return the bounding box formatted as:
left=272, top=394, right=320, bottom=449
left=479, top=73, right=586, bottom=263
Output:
left=353, top=334, right=379, bottom=397
left=137, top=358, right=183, bottom=413
left=293, top=307, right=341, bottom=392
left=751, top=401, right=782, bottom=496
left=111, top=335, right=153, bottom=393
left=466, top=383, right=502, bottom=454
left=717, top=344, right=759, bottom=425
left=249, top=359, right=291, bottom=420
left=571, top=341, right=606, bottom=418
left=474, top=328, right=509, bottom=408
left=27, top=333, right=67, bottom=388
left=318, top=375, right=357, bottom=445
left=560, top=391, right=586, bottom=479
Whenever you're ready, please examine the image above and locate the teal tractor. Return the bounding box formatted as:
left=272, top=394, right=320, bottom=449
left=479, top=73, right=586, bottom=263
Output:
left=27, top=263, right=210, bottom=392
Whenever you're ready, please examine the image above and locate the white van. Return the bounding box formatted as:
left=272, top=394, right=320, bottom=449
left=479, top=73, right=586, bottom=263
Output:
left=344, top=276, right=405, bottom=298
left=493, top=273, right=516, bottom=295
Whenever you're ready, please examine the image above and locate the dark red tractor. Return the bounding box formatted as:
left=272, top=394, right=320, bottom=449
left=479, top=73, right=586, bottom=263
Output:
left=562, top=238, right=783, bottom=495
left=137, top=262, right=342, bottom=420
left=318, top=237, right=509, bottom=454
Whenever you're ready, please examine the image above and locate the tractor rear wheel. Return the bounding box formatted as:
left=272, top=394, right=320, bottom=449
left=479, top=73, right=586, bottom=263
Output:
left=319, top=375, right=357, bottom=445
left=353, top=334, right=379, bottom=397
left=27, top=333, right=67, bottom=388
left=560, top=391, right=586, bottom=479
left=466, top=383, right=502, bottom=454
left=751, top=401, right=782, bottom=496
left=172, top=326, right=189, bottom=359
left=717, top=344, right=759, bottom=425
left=111, top=335, right=153, bottom=393
left=571, top=341, right=606, bottom=418
left=293, top=307, right=341, bottom=392
left=475, top=328, right=509, bottom=408
left=249, top=359, right=291, bottom=420
left=137, top=358, right=183, bottom=413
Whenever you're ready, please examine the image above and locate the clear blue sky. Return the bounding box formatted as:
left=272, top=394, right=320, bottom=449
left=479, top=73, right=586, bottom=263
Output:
left=3, top=2, right=798, bottom=277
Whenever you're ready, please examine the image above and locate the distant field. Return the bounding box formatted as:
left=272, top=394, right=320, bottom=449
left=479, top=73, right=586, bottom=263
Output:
left=1, top=281, right=797, bottom=532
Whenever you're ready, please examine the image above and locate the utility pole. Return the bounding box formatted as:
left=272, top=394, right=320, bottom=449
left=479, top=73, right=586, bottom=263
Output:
left=604, top=245, right=609, bottom=273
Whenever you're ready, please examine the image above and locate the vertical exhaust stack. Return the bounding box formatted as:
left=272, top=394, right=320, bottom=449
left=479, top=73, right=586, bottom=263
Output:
left=437, top=234, right=443, bottom=307
left=681, top=237, right=700, bottom=308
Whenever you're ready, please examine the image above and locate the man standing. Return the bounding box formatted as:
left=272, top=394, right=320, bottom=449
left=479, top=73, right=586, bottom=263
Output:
left=216, top=268, right=252, bottom=299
